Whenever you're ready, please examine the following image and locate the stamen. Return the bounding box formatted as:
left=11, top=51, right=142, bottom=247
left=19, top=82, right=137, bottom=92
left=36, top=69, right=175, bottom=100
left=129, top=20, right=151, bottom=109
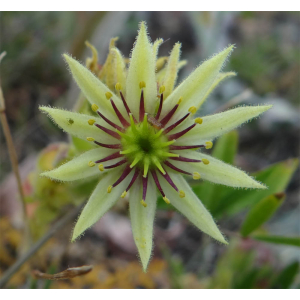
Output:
left=163, top=161, right=192, bottom=175
left=193, top=172, right=201, bottom=180
left=110, top=100, right=130, bottom=128
left=125, top=168, right=140, bottom=192
left=88, top=161, right=95, bottom=167
left=107, top=185, right=113, bottom=193
left=143, top=155, right=150, bottom=178
left=205, top=141, right=213, bottom=149
left=188, top=106, right=197, bottom=114
left=94, top=141, right=121, bottom=149
left=112, top=165, right=132, bottom=187
left=160, top=169, right=178, bottom=192
left=95, top=152, right=123, bottom=163
left=91, top=104, right=99, bottom=112
left=155, top=92, right=164, bottom=120
left=194, top=117, right=203, bottom=124
left=163, top=113, right=190, bottom=134
left=139, top=89, right=145, bottom=122
left=88, top=119, right=96, bottom=125
left=167, top=123, right=196, bottom=140
left=86, top=137, right=95, bottom=142
left=141, top=201, right=147, bottom=207
left=202, top=158, right=210, bottom=165
left=142, top=175, right=148, bottom=202
left=119, top=90, right=137, bottom=122
left=105, top=92, right=113, bottom=100
left=121, top=191, right=127, bottom=198
left=104, top=159, right=127, bottom=169
left=97, top=110, right=123, bottom=131
left=163, top=197, right=170, bottom=204
left=169, top=144, right=205, bottom=150
left=115, top=83, right=122, bottom=91
left=159, top=100, right=181, bottom=127
left=98, top=164, right=104, bottom=171
left=151, top=170, right=166, bottom=197
left=95, top=123, right=121, bottom=140
left=169, top=156, right=202, bottom=163
left=179, top=190, right=185, bottom=198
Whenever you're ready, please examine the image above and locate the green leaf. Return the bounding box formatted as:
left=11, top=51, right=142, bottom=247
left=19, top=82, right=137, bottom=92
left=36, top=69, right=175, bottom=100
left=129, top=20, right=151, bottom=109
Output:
left=252, top=235, right=300, bottom=247
left=193, top=130, right=239, bottom=210
left=272, top=262, right=299, bottom=289
left=240, top=193, right=285, bottom=237
left=213, top=158, right=299, bottom=217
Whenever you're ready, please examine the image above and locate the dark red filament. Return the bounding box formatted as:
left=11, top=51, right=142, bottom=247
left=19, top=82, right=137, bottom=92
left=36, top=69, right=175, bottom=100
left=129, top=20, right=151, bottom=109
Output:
left=169, top=156, right=202, bottom=163
left=104, top=159, right=127, bottom=169
left=112, top=164, right=132, bottom=187
left=169, top=144, right=205, bottom=150
left=142, top=175, right=148, bottom=201
left=126, top=168, right=140, bottom=192
left=94, top=141, right=121, bottom=149
left=139, top=90, right=145, bottom=122
left=160, top=169, right=178, bottom=192
left=97, top=110, right=123, bottom=131
left=120, top=91, right=137, bottom=122
left=163, top=113, right=190, bottom=134
left=163, top=161, right=192, bottom=175
left=95, top=124, right=121, bottom=140
left=110, top=100, right=130, bottom=127
left=155, top=93, right=164, bottom=120
left=95, top=152, right=123, bottom=163
left=151, top=170, right=165, bottom=197
left=167, top=123, right=196, bottom=140
left=159, top=103, right=179, bottom=127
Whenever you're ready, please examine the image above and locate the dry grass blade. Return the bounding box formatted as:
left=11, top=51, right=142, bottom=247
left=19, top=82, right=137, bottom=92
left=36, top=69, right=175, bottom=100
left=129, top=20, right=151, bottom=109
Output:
left=32, top=265, right=93, bottom=280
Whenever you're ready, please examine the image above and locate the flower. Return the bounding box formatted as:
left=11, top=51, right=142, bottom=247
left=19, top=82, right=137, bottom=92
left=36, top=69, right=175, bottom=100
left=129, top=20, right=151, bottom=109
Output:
left=40, top=22, right=271, bottom=271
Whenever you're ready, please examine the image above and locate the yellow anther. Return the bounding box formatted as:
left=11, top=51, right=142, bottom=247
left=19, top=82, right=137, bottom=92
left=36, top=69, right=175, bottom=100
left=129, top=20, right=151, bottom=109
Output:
left=163, top=197, right=170, bottom=204
left=179, top=190, right=185, bottom=198
left=140, top=200, right=147, bottom=207
left=205, top=141, right=213, bottom=149
left=139, top=81, right=146, bottom=89
left=202, top=159, right=210, bottom=165
left=188, top=106, right=197, bottom=114
left=86, top=137, right=95, bottom=142
left=98, top=164, right=104, bottom=172
left=177, top=97, right=183, bottom=105
left=88, top=119, right=96, bottom=125
left=193, top=172, right=201, bottom=180
left=121, top=191, right=127, bottom=198
left=88, top=161, right=95, bottom=167
left=159, top=85, right=165, bottom=94
left=91, top=104, right=99, bottom=112
left=195, top=117, right=203, bottom=124
left=105, top=91, right=113, bottom=100
left=115, top=82, right=122, bottom=91
left=107, top=185, right=113, bottom=193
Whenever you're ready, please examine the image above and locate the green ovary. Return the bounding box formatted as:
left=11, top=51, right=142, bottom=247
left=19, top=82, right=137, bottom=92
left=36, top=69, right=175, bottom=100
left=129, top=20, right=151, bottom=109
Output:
left=120, top=116, right=172, bottom=175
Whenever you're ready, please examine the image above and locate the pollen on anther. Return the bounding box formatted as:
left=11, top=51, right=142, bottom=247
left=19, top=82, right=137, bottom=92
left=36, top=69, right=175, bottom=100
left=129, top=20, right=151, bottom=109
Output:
left=139, top=81, right=146, bottom=89
left=140, top=200, right=147, bottom=207
left=88, top=119, right=96, bottom=125
left=179, top=190, right=185, bottom=198
left=91, top=104, right=99, bottom=112
left=121, top=191, right=127, bottom=198
left=202, top=159, right=210, bottom=165
left=163, top=197, right=170, bottom=204
left=107, top=185, right=113, bottom=193
left=86, top=137, right=95, bottom=142
left=88, top=161, right=95, bottom=167
left=105, top=92, right=113, bottom=100
left=115, top=83, right=122, bottom=91
left=193, top=172, right=201, bottom=180
left=205, top=141, right=213, bottom=149
left=98, top=164, right=104, bottom=172
left=195, top=117, right=203, bottom=124
left=188, top=106, right=197, bottom=114
left=159, top=85, right=165, bottom=94
left=177, top=97, right=183, bottom=104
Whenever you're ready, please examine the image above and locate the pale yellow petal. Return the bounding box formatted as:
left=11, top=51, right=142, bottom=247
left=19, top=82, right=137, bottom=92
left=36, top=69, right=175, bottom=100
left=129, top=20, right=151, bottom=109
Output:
left=111, top=47, right=127, bottom=95
left=130, top=177, right=157, bottom=272
left=158, top=172, right=227, bottom=243
left=126, top=21, right=157, bottom=117
left=161, top=45, right=234, bottom=123
left=72, top=168, right=131, bottom=241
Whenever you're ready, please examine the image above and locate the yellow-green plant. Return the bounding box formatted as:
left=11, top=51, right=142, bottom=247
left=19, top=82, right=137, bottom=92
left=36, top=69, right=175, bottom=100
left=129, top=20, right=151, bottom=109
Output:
left=40, top=22, right=271, bottom=271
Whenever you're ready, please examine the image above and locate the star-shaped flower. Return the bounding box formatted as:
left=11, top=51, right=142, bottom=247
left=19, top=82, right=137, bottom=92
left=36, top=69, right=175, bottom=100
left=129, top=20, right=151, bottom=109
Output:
left=40, top=22, right=271, bottom=271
